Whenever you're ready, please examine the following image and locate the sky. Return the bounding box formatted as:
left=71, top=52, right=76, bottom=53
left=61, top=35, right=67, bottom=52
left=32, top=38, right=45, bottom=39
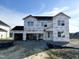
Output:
left=0, top=0, right=79, bottom=33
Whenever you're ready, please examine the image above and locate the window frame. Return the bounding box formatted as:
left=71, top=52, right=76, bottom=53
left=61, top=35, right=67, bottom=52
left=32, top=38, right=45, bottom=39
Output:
left=28, top=21, right=34, bottom=26
left=41, top=22, right=44, bottom=26
left=58, top=32, right=61, bottom=37
left=58, top=31, right=65, bottom=38
left=58, top=31, right=64, bottom=38
left=58, top=20, right=65, bottom=26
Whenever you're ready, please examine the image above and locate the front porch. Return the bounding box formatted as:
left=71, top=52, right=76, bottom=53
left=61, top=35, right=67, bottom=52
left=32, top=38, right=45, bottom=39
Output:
left=23, top=33, right=44, bottom=40
left=23, top=31, right=53, bottom=41
left=12, top=30, right=53, bottom=41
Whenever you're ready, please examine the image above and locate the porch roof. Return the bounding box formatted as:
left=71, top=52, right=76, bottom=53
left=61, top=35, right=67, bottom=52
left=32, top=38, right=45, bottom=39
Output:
left=11, top=26, right=24, bottom=31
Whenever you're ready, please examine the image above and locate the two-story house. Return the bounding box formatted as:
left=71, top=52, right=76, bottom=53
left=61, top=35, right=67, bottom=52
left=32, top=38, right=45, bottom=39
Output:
left=11, top=12, right=70, bottom=44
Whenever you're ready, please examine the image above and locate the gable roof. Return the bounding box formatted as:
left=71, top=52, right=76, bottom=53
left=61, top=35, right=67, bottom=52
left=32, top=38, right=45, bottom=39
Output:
left=11, top=26, right=24, bottom=31
left=0, top=28, right=7, bottom=32
left=23, top=15, right=34, bottom=20
left=23, top=15, right=53, bottom=20
left=23, top=12, right=70, bottom=20
left=34, top=16, right=53, bottom=20
left=0, top=20, right=10, bottom=27
left=53, top=12, right=71, bottom=18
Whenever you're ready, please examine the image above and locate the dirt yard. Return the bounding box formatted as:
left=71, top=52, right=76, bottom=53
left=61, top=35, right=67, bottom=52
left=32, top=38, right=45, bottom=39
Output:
left=67, top=39, right=79, bottom=48
left=0, top=39, right=79, bottom=59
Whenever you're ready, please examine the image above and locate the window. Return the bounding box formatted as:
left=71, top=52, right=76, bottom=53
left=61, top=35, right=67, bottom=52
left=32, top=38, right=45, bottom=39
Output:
left=61, top=23, right=65, bottom=26
left=31, top=22, right=33, bottom=26
left=44, top=25, right=47, bottom=27
left=41, top=22, right=47, bottom=27
left=41, top=22, right=44, bottom=26
left=28, top=22, right=30, bottom=26
left=28, top=21, right=34, bottom=26
left=58, top=31, right=65, bottom=38
left=62, top=35, right=65, bottom=38
left=58, top=20, right=61, bottom=25
left=58, top=32, right=61, bottom=37
left=58, top=20, right=65, bottom=26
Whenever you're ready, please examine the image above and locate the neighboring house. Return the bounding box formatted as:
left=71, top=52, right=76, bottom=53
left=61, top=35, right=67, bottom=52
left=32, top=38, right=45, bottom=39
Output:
left=11, top=12, right=70, bottom=43
left=0, top=20, right=10, bottom=39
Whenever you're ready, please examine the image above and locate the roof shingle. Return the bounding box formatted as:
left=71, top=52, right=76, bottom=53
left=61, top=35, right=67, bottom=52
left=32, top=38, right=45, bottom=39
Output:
left=11, top=26, right=24, bottom=30
left=23, top=15, right=53, bottom=20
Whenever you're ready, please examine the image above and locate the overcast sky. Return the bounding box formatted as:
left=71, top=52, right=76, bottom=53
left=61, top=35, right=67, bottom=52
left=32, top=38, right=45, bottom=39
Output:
left=0, top=0, right=79, bottom=33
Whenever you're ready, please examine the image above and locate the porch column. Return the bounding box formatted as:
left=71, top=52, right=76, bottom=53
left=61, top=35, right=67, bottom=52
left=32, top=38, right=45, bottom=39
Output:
left=13, top=32, right=14, bottom=40
left=6, top=32, right=7, bottom=39
left=37, top=34, right=38, bottom=40
left=23, top=31, right=26, bottom=40
left=43, top=32, right=45, bottom=40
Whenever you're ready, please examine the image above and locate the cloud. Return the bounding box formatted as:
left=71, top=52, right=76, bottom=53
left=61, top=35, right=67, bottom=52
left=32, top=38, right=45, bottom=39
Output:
left=68, top=8, right=79, bottom=33
left=69, top=24, right=79, bottom=33
left=0, top=6, right=27, bottom=28
left=37, top=6, right=79, bottom=33
left=0, top=5, right=79, bottom=33
left=39, top=7, right=69, bottom=16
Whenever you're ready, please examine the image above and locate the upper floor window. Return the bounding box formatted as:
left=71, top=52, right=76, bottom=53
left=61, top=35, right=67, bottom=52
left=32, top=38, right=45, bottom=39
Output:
left=44, top=25, right=47, bottom=27
left=58, top=20, right=65, bottom=26
left=41, top=22, right=47, bottom=27
left=28, top=21, right=34, bottom=26
left=41, top=22, right=44, bottom=26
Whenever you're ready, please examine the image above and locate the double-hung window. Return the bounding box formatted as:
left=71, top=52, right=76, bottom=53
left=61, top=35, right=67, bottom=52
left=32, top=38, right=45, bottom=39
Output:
left=58, top=31, right=65, bottom=38
left=41, top=22, right=44, bottom=26
left=58, top=20, right=65, bottom=26
left=28, top=21, right=34, bottom=26
left=58, top=32, right=62, bottom=37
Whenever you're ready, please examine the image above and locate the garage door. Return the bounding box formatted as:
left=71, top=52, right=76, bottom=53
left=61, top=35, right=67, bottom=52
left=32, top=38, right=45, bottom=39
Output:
left=14, top=33, right=23, bottom=40
left=26, top=34, right=37, bottom=40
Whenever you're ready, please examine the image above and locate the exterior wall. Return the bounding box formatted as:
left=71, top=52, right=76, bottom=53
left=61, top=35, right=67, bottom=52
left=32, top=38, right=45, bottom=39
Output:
left=24, top=17, right=38, bottom=31
left=0, top=32, right=7, bottom=39
left=23, top=14, right=69, bottom=42
left=0, top=25, right=10, bottom=39
left=24, top=17, right=53, bottom=31
left=53, top=14, right=69, bottom=42
left=12, top=13, right=70, bottom=43
left=24, top=16, right=53, bottom=40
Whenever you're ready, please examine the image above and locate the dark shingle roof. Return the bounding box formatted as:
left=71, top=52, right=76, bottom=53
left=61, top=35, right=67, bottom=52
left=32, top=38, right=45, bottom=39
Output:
left=23, top=12, right=70, bottom=20
left=53, top=12, right=71, bottom=18
left=0, top=28, right=7, bottom=32
left=34, top=16, right=53, bottom=20
left=11, top=26, right=24, bottom=31
left=23, top=15, right=53, bottom=20
left=0, top=20, right=10, bottom=27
